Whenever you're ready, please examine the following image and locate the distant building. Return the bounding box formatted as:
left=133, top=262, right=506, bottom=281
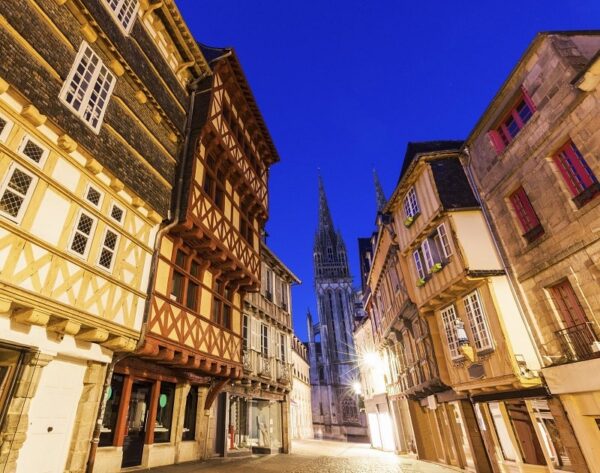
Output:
left=290, top=336, right=313, bottom=440
left=307, top=177, right=368, bottom=441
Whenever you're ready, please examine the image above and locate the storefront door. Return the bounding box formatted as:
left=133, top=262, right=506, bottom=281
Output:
left=122, top=381, right=152, bottom=468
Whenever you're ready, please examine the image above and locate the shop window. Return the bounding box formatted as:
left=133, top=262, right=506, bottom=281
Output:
left=505, top=400, right=547, bottom=465
left=99, top=374, right=124, bottom=446
left=60, top=42, right=116, bottom=132
left=488, top=402, right=517, bottom=461
left=553, top=140, right=599, bottom=207
left=182, top=387, right=198, bottom=441
left=154, top=382, right=175, bottom=443
left=0, top=345, right=26, bottom=427
left=531, top=400, right=573, bottom=471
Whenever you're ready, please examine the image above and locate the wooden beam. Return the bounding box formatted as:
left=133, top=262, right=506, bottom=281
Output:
left=204, top=378, right=228, bottom=410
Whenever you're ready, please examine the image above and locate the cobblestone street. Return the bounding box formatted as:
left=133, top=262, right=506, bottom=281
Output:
left=146, top=440, right=459, bottom=473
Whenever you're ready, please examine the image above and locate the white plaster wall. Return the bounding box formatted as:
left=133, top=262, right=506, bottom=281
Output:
left=451, top=211, right=502, bottom=271
left=489, top=276, right=541, bottom=370
left=29, top=188, right=70, bottom=247
left=16, top=356, right=86, bottom=473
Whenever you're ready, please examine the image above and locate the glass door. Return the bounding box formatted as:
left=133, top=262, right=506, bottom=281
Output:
left=122, top=381, right=152, bottom=468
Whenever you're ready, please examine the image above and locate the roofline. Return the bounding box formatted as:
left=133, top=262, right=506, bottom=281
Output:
left=261, top=243, right=301, bottom=284
left=464, top=30, right=600, bottom=146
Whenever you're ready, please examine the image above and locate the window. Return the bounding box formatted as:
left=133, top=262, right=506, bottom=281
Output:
left=488, top=402, right=518, bottom=461
left=412, top=248, right=425, bottom=280
left=553, top=140, right=599, bottom=207
left=280, top=280, right=289, bottom=310
left=60, top=42, right=116, bottom=132
left=0, top=114, right=13, bottom=143
left=509, top=186, right=544, bottom=242
left=69, top=211, right=97, bottom=257
left=212, top=279, right=232, bottom=329
left=85, top=185, right=103, bottom=208
left=97, top=228, right=119, bottom=271
left=154, top=382, right=175, bottom=443
left=264, top=268, right=273, bottom=301
left=489, top=90, right=535, bottom=153
left=103, top=0, right=139, bottom=34
left=463, top=291, right=493, bottom=351
left=261, top=323, right=269, bottom=357
left=0, top=346, right=26, bottom=428
left=279, top=333, right=287, bottom=362
left=17, top=135, right=49, bottom=167
left=242, top=314, right=249, bottom=350
left=203, top=156, right=225, bottom=211
left=0, top=164, right=37, bottom=222
left=421, top=240, right=435, bottom=271
left=436, top=223, right=452, bottom=258
left=110, top=202, right=125, bottom=224
left=388, top=263, right=400, bottom=292
left=403, top=187, right=420, bottom=218
left=99, top=374, right=124, bottom=446
left=169, top=250, right=203, bottom=311
left=505, top=400, right=547, bottom=465
left=182, top=387, right=198, bottom=441
left=440, top=305, right=461, bottom=360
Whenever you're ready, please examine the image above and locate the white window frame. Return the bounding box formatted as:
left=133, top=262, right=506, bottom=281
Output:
left=437, top=223, right=453, bottom=258
left=421, top=240, right=435, bottom=272
left=17, top=134, right=49, bottom=168
left=403, top=186, right=420, bottom=218
left=261, top=323, right=269, bottom=357
left=102, top=0, right=140, bottom=35
left=463, top=290, right=494, bottom=351
left=0, top=113, right=14, bottom=143
left=440, top=304, right=462, bottom=360
left=68, top=209, right=98, bottom=259
left=109, top=201, right=126, bottom=225
left=59, top=42, right=117, bottom=133
left=96, top=226, right=120, bottom=272
left=0, top=163, right=38, bottom=223
left=412, top=249, right=425, bottom=280
left=84, top=184, right=104, bottom=208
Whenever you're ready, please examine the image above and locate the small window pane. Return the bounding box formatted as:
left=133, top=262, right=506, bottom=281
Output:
left=21, top=139, right=45, bottom=164
left=110, top=204, right=124, bottom=223
left=170, top=271, right=184, bottom=303
left=182, top=387, right=198, bottom=441
left=175, top=250, right=186, bottom=268
left=186, top=281, right=198, bottom=311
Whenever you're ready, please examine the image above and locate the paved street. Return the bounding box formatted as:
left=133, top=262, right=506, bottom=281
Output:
left=146, top=440, right=459, bottom=473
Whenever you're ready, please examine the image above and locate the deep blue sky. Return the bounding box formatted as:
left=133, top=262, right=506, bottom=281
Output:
left=176, top=1, right=599, bottom=341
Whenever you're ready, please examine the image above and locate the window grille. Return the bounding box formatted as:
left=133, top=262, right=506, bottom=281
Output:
left=103, top=0, right=139, bottom=34
left=98, top=228, right=119, bottom=270
left=403, top=186, right=420, bottom=218
left=18, top=136, right=48, bottom=166
left=0, top=165, right=36, bottom=222
left=440, top=305, right=462, bottom=359
left=70, top=211, right=97, bottom=257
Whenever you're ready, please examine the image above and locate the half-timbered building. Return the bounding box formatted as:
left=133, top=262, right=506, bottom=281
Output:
left=0, top=1, right=207, bottom=472
left=96, top=45, right=279, bottom=470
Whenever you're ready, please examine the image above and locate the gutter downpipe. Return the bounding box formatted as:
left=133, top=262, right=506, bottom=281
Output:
left=461, top=146, right=544, bottom=369
left=85, top=72, right=209, bottom=473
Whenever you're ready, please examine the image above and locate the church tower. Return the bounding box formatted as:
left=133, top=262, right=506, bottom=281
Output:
left=307, top=177, right=368, bottom=441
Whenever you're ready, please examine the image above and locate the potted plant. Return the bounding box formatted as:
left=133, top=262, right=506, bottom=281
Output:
left=431, top=262, right=443, bottom=273
left=416, top=277, right=427, bottom=287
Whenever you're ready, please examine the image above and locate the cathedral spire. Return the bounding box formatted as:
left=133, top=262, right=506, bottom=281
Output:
left=373, top=169, right=387, bottom=212
left=318, top=175, right=335, bottom=232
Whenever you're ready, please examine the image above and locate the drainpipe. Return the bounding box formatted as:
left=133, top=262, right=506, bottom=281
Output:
left=85, top=72, right=209, bottom=473
left=461, top=146, right=544, bottom=368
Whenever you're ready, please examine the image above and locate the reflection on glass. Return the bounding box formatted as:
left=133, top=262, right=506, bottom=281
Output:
left=99, top=374, right=124, bottom=446
left=154, top=382, right=175, bottom=443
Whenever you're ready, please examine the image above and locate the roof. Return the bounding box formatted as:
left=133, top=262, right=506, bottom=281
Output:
left=198, top=43, right=280, bottom=165
left=429, top=157, right=479, bottom=209
left=261, top=243, right=301, bottom=284
left=398, top=141, right=464, bottom=183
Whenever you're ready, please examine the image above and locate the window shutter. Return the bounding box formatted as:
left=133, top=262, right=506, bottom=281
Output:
left=488, top=130, right=505, bottom=154
left=421, top=240, right=434, bottom=270
left=509, top=187, right=540, bottom=233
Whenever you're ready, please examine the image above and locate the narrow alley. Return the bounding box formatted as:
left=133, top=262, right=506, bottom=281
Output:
left=146, top=440, right=459, bottom=473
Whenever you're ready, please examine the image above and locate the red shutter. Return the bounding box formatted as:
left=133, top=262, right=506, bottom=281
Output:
left=550, top=280, right=588, bottom=327
left=488, top=130, right=505, bottom=154
left=554, top=141, right=597, bottom=196
left=509, top=186, right=540, bottom=233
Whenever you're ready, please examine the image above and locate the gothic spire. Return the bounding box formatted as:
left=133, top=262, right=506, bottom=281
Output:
left=373, top=169, right=387, bottom=212
left=318, top=175, right=335, bottom=232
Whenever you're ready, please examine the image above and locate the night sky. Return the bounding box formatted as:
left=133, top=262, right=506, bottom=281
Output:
left=176, top=0, right=599, bottom=342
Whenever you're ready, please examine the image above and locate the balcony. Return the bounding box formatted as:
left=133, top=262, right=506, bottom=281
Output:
left=276, top=360, right=291, bottom=384
left=554, top=322, right=600, bottom=363
left=245, top=291, right=292, bottom=328
left=259, top=355, right=272, bottom=378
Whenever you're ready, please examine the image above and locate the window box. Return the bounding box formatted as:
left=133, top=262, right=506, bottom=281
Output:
left=404, top=212, right=419, bottom=227
left=522, top=223, right=545, bottom=244
left=573, top=181, right=600, bottom=208
left=430, top=262, right=444, bottom=273
left=416, top=277, right=427, bottom=287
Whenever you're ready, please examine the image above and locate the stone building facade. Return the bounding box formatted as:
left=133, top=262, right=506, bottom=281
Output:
left=466, top=32, right=600, bottom=473
left=307, top=177, right=368, bottom=441
left=290, top=336, right=313, bottom=440
left=0, top=1, right=206, bottom=472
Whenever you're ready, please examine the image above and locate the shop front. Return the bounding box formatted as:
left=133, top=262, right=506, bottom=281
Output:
left=217, top=389, right=288, bottom=456
left=94, top=359, right=208, bottom=472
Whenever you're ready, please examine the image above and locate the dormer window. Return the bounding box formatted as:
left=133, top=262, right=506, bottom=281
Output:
left=403, top=187, right=420, bottom=227
left=489, top=88, right=536, bottom=153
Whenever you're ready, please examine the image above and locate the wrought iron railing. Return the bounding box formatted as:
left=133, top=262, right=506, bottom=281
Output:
left=555, top=322, right=600, bottom=362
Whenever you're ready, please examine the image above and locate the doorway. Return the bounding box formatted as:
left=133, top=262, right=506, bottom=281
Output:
left=122, top=381, right=152, bottom=468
